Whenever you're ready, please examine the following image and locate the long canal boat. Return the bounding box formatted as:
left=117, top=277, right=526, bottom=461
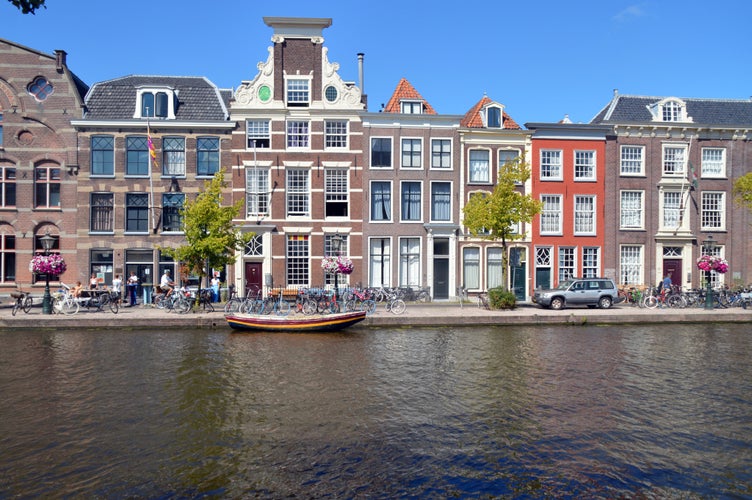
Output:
left=225, top=310, right=367, bottom=333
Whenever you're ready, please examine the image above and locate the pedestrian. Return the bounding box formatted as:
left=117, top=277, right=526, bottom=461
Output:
left=90, top=273, right=99, bottom=289
left=662, top=273, right=672, bottom=293
left=112, top=274, right=123, bottom=305
left=127, top=271, right=139, bottom=307
left=210, top=275, right=220, bottom=302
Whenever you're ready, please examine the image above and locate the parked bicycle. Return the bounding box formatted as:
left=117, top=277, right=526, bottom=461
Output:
left=11, top=288, right=33, bottom=316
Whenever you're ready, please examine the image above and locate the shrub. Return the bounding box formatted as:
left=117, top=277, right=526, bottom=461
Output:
left=488, top=287, right=517, bottom=310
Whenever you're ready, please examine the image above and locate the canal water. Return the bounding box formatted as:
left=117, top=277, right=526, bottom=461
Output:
left=0, top=323, right=750, bottom=499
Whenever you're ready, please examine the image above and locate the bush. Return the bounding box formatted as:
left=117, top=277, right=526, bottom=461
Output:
left=488, top=287, right=518, bottom=310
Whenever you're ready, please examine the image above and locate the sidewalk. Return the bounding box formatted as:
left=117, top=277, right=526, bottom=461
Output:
left=0, top=300, right=750, bottom=331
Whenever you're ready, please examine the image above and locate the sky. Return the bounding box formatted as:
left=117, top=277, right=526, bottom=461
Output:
left=2, top=0, right=751, bottom=124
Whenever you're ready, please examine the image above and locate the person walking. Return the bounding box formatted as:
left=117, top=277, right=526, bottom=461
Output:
left=127, top=271, right=139, bottom=307
left=210, top=275, right=220, bottom=303
left=112, top=274, right=123, bottom=305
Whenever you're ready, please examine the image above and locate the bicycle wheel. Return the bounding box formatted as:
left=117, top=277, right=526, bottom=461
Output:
left=224, top=298, right=242, bottom=313
left=11, top=300, right=19, bottom=316
left=61, top=298, right=79, bottom=315
left=644, top=296, right=658, bottom=309
left=175, top=298, right=191, bottom=314
left=362, top=299, right=376, bottom=316
left=329, top=301, right=341, bottom=314
left=155, top=294, right=167, bottom=309
left=275, top=300, right=291, bottom=316
left=203, top=299, right=215, bottom=313
left=390, top=299, right=406, bottom=315
left=22, top=296, right=33, bottom=313
left=108, top=297, right=119, bottom=314
left=666, top=295, right=685, bottom=309
left=302, top=299, right=317, bottom=315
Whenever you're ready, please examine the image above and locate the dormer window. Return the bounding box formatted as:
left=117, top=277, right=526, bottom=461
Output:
left=486, top=106, right=501, bottom=128
left=136, top=88, right=176, bottom=119
left=648, top=98, right=691, bottom=123
left=401, top=100, right=423, bottom=114
left=286, top=78, right=310, bottom=107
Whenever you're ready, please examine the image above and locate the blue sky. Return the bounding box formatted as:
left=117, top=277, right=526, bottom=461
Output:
left=3, top=0, right=751, bottom=124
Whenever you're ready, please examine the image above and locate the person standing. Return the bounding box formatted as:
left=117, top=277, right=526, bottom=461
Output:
left=210, top=275, right=220, bottom=302
left=89, top=273, right=99, bottom=289
left=112, top=274, right=123, bottom=305
left=127, top=271, right=139, bottom=307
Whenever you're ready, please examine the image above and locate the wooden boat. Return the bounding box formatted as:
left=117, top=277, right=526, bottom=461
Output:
left=225, top=310, right=367, bottom=332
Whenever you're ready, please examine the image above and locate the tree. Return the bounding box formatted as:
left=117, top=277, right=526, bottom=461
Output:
left=462, top=157, right=542, bottom=291
left=732, top=172, right=752, bottom=213
left=8, top=0, right=46, bottom=14
left=161, top=169, right=252, bottom=288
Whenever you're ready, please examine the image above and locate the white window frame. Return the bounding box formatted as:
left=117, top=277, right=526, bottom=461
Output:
left=582, top=247, right=600, bottom=278
left=660, top=190, right=684, bottom=231
left=462, top=246, right=480, bottom=290
left=286, top=77, right=311, bottom=107
left=430, top=181, right=452, bottom=222
left=370, top=137, right=392, bottom=169
left=369, top=237, right=392, bottom=287
left=701, top=147, right=726, bottom=178
left=701, top=191, right=726, bottom=230
left=574, top=150, right=596, bottom=181
left=400, top=181, right=422, bottom=222
left=431, top=138, right=452, bottom=169
left=401, top=138, right=422, bottom=169
left=574, top=195, right=596, bottom=235
left=399, top=237, right=421, bottom=287
left=540, top=194, right=562, bottom=235
left=469, top=149, right=490, bottom=183
left=286, top=120, right=310, bottom=149
left=558, top=246, right=576, bottom=282
left=324, top=168, right=348, bottom=218
left=246, top=168, right=269, bottom=218
left=540, top=149, right=562, bottom=180
left=370, top=181, right=392, bottom=222
left=325, top=120, right=348, bottom=149
left=662, top=144, right=687, bottom=177
left=620, top=145, right=644, bottom=176
left=620, top=190, right=644, bottom=229
left=401, top=100, right=422, bottom=114
left=286, top=168, right=310, bottom=217
left=247, top=120, right=271, bottom=149
left=620, top=245, right=643, bottom=285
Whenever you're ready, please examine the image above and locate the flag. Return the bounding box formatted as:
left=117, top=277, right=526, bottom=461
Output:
left=147, top=126, right=159, bottom=168
left=688, top=161, right=698, bottom=191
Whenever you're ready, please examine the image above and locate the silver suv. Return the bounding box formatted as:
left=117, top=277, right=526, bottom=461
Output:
left=533, top=277, right=623, bottom=310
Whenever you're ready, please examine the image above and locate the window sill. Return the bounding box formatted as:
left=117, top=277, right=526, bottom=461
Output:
left=124, top=232, right=150, bottom=236
left=89, top=231, right=115, bottom=235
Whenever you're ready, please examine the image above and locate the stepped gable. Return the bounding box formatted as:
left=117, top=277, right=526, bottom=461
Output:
left=382, top=78, right=437, bottom=114
left=83, top=75, right=229, bottom=121
left=591, top=93, right=752, bottom=127
left=461, top=95, right=521, bottom=129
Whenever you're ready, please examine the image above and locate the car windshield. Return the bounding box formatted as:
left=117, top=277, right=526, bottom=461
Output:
left=555, top=280, right=574, bottom=290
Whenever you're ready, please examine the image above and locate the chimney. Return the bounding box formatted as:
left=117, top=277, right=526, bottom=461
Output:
left=55, top=50, right=67, bottom=73
left=357, top=53, right=364, bottom=95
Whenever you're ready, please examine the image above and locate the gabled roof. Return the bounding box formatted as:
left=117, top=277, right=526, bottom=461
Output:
left=83, top=75, right=230, bottom=121
left=382, top=78, right=437, bottom=114
left=460, top=95, right=521, bottom=129
left=591, top=93, right=752, bottom=127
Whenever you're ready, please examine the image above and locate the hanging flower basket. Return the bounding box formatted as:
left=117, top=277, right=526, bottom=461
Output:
left=321, top=256, right=354, bottom=275
left=29, top=254, right=67, bottom=276
left=696, top=255, right=728, bottom=274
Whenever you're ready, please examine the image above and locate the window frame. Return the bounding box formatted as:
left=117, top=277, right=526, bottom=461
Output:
left=324, top=120, right=348, bottom=149
left=286, top=78, right=311, bottom=107
left=0, top=165, right=16, bottom=208
left=246, top=167, right=269, bottom=218
left=246, top=120, right=271, bottom=149
left=620, top=145, right=645, bottom=176
left=462, top=246, right=481, bottom=290
left=558, top=246, right=576, bottom=282
left=574, top=195, right=596, bottom=235
left=369, top=237, right=392, bottom=287
left=701, top=147, right=726, bottom=178
left=399, top=237, right=421, bottom=287
left=34, top=164, right=61, bottom=209
left=620, top=245, right=643, bottom=285
left=125, top=193, right=149, bottom=234
left=286, top=120, right=310, bottom=149
left=401, top=138, right=422, bottom=169
left=286, top=168, right=310, bottom=217
left=430, top=181, right=451, bottom=222
left=126, top=136, right=149, bottom=176
left=324, top=168, right=348, bottom=218
left=662, top=144, right=687, bottom=177
left=91, top=135, right=115, bottom=177
left=370, top=181, right=392, bottom=222
left=197, top=137, right=220, bottom=177
left=430, top=138, right=452, bottom=169
left=90, top=192, right=114, bottom=233
left=162, top=192, right=185, bottom=233
left=286, top=234, right=310, bottom=286
left=574, top=150, right=596, bottom=181
left=161, top=136, right=186, bottom=177
left=468, top=149, right=490, bottom=183
left=701, top=191, right=726, bottom=230
left=620, top=190, right=644, bottom=230
left=0, top=230, right=15, bottom=283
left=400, top=181, right=422, bottom=222
left=540, top=149, right=563, bottom=181
left=370, top=137, right=392, bottom=168
left=540, top=194, right=562, bottom=235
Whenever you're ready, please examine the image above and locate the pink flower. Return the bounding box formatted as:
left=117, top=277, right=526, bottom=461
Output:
left=696, top=255, right=728, bottom=274
left=30, top=254, right=67, bottom=276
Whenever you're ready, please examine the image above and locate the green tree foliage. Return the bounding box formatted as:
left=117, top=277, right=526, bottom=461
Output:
left=161, top=169, right=252, bottom=287
left=8, top=0, right=46, bottom=14
left=732, top=172, right=752, bottom=213
left=462, top=157, right=542, bottom=290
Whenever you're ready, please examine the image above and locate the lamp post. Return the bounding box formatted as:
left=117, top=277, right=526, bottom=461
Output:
left=39, top=230, right=55, bottom=314
left=703, top=234, right=716, bottom=310
left=331, top=233, right=344, bottom=311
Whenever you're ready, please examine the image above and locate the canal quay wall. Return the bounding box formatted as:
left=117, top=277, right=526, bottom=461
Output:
left=0, top=302, right=750, bottom=331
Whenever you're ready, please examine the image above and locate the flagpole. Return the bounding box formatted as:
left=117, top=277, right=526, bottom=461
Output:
left=676, top=136, right=692, bottom=230
left=147, top=115, right=156, bottom=234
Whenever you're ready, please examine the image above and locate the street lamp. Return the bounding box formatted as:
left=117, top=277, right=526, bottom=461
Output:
left=331, top=233, right=344, bottom=311
left=703, top=234, right=716, bottom=310
left=39, top=230, right=55, bottom=314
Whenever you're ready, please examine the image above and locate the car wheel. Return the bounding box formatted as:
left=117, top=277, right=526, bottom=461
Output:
left=550, top=297, right=564, bottom=310
left=598, top=296, right=613, bottom=309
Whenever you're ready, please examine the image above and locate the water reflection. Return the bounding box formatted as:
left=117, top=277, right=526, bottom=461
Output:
left=0, top=324, right=750, bottom=498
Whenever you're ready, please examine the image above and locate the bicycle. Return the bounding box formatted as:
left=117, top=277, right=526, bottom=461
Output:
left=11, top=289, right=33, bottom=316
left=477, top=291, right=490, bottom=310
left=384, top=290, right=405, bottom=314
left=52, top=285, right=80, bottom=315
left=87, top=290, right=119, bottom=314
left=195, top=288, right=215, bottom=312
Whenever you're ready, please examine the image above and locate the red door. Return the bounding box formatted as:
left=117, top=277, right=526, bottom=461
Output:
left=244, top=262, right=263, bottom=294
left=662, top=259, right=681, bottom=287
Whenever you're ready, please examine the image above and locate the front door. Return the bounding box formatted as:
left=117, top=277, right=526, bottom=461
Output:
left=662, top=258, right=681, bottom=288
left=245, top=262, right=263, bottom=294
left=433, top=238, right=449, bottom=300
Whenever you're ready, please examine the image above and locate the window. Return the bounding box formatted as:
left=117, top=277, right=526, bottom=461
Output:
left=540, top=150, right=562, bottom=180
left=286, top=168, right=309, bottom=217
left=162, top=137, right=185, bottom=176
left=371, top=138, right=392, bottom=168
left=401, top=101, right=422, bottom=114
left=91, top=135, right=114, bottom=176
left=463, top=247, right=480, bottom=290
left=286, top=235, right=309, bottom=285
left=574, top=150, right=595, bottom=180
left=401, top=182, right=421, bottom=221
left=620, top=191, right=644, bottom=229
left=140, top=91, right=169, bottom=118
left=701, top=148, right=725, bottom=178
left=701, top=244, right=724, bottom=288
left=399, top=238, right=420, bottom=286
left=620, top=146, right=644, bottom=175
left=582, top=247, right=599, bottom=278
left=27, top=76, right=53, bottom=101
left=90, top=249, right=113, bottom=288
left=431, top=139, right=451, bottom=169
left=469, top=150, right=490, bottom=183
left=369, top=238, right=391, bottom=287
left=324, top=85, right=338, bottom=103
left=701, top=192, right=725, bottom=230
left=487, top=247, right=503, bottom=289
left=90, top=193, right=113, bottom=232
left=499, top=150, right=519, bottom=171
left=0, top=230, right=15, bottom=282
left=244, top=235, right=263, bottom=257
left=126, top=136, right=149, bottom=176
left=574, top=195, right=595, bottom=234
left=486, top=106, right=501, bottom=128
left=246, top=168, right=269, bottom=218
left=325, top=121, right=348, bottom=149
left=35, top=165, right=61, bottom=208
left=371, top=181, right=391, bottom=221
left=430, top=182, right=451, bottom=222
left=662, top=191, right=682, bottom=229
left=197, top=137, right=220, bottom=176
left=662, top=100, right=682, bottom=122
left=663, top=145, right=686, bottom=176
left=0, top=112, right=3, bottom=146
left=325, top=168, right=348, bottom=217
left=162, top=193, right=185, bottom=232
left=247, top=120, right=270, bottom=149
left=540, top=195, right=562, bottom=234
left=559, top=247, right=575, bottom=282
left=125, top=193, right=149, bottom=233
left=401, top=139, right=422, bottom=168
left=286, top=79, right=310, bottom=106
left=287, top=121, right=309, bottom=149
left=0, top=166, right=16, bottom=207
left=620, top=245, right=643, bottom=285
